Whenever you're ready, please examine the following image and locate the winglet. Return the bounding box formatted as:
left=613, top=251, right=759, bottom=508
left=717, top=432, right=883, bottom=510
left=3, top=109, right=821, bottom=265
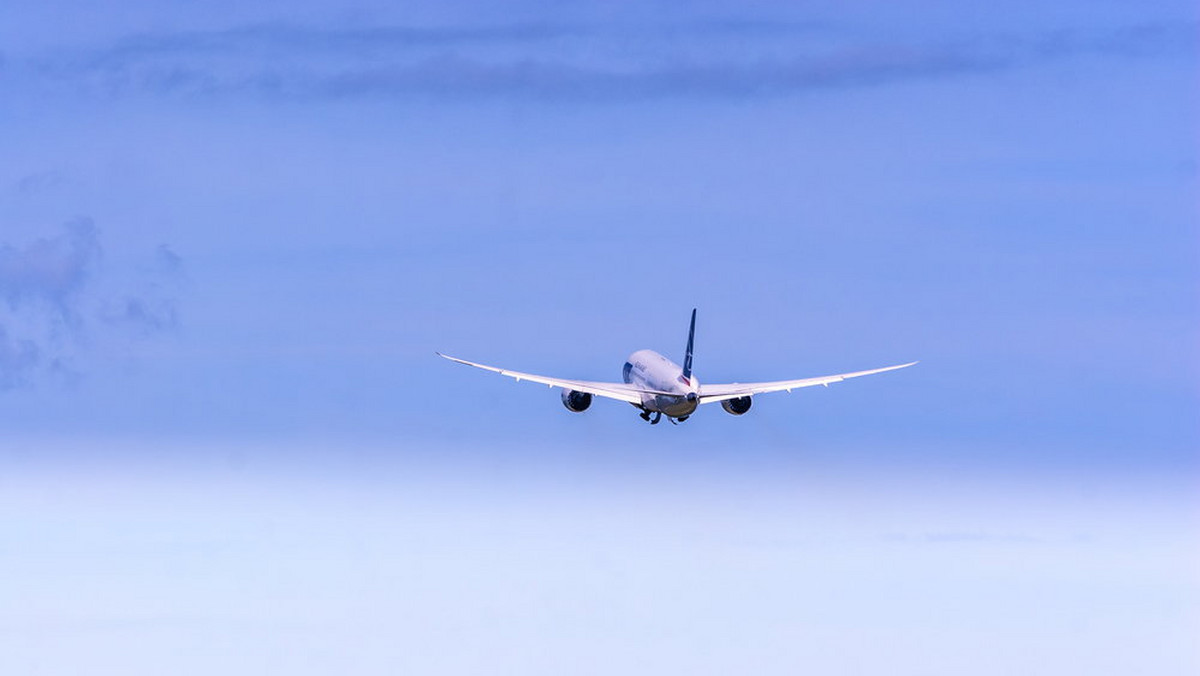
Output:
left=682, top=308, right=696, bottom=381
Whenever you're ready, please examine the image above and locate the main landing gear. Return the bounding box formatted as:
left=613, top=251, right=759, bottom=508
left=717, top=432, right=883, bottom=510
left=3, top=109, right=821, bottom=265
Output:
left=638, top=409, right=692, bottom=425
left=639, top=410, right=663, bottom=425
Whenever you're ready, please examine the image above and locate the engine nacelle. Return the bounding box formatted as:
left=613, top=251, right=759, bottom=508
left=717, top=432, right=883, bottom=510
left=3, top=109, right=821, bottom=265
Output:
left=561, top=389, right=593, bottom=413
left=721, top=396, right=752, bottom=415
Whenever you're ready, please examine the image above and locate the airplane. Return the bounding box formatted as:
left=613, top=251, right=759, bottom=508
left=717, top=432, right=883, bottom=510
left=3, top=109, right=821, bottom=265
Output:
left=437, top=309, right=915, bottom=425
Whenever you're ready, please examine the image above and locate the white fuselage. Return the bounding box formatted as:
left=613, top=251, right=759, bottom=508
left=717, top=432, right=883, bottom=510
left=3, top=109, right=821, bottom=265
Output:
left=622, top=349, right=700, bottom=418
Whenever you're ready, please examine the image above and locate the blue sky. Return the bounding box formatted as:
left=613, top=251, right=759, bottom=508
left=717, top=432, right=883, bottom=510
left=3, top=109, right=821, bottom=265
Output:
left=0, top=2, right=1197, bottom=674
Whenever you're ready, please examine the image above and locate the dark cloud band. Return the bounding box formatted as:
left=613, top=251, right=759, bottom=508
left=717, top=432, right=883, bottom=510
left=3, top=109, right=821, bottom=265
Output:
left=19, top=21, right=1196, bottom=102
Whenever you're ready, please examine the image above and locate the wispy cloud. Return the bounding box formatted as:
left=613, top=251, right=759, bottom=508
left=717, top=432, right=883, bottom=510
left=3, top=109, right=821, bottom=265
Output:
left=18, top=20, right=1195, bottom=102
left=0, top=327, right=39, bottom=389
left=884, top=531, right=1047, bottom=545
left=98, top=245, right=183, bottom=336
left=94, top=22, right=586, bottom=58
left=0, top=221, right=183, bottom=390
left=14, top=170, right=70, bottom=195
left=0, top=218, right=100, bottom=328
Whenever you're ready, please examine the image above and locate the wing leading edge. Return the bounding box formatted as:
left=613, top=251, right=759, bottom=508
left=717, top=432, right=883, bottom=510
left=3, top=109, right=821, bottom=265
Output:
left=698, top=361, right=918, bottom=404
left=436, top=353, right=675, bottom=404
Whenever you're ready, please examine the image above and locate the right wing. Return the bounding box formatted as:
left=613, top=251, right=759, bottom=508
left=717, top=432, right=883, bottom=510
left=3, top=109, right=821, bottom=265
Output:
left=437, top=353, right=675, bottom=404
left=699, top=361, right=917, bottom=404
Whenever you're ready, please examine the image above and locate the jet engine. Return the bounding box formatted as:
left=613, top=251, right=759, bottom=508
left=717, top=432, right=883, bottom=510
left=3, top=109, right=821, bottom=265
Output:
left=561, top=389, right=593, bottom=412
left=721, top=396, right=752, bottom=415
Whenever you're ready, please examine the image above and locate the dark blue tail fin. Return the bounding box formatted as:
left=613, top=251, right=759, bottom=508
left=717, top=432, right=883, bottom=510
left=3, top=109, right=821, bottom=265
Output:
left=682, top=308, right=696, bottom=381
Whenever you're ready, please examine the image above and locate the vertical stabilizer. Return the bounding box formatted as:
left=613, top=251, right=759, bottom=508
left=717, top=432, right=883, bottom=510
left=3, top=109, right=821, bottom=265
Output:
left=682, top=308, right=696, bottom=382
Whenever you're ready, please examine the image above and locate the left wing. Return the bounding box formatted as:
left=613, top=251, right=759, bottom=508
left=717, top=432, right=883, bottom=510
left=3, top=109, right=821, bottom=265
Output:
left=699, top=361, right=917, bottom=404
left=437, top=353, right=675, bottom=405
